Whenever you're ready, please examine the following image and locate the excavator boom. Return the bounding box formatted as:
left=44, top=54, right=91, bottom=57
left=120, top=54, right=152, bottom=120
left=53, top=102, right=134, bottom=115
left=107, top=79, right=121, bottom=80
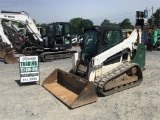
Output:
left=0, top=10, right=44, bottom=64
left=0, top=11, right=76, bottom=62
left=0, top=20, right=18, bottom=64
left=0, top=11, right=43, bottom=43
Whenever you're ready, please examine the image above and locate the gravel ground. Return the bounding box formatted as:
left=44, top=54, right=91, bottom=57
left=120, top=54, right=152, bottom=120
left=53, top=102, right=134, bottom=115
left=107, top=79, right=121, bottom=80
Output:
left=0, top=47, right=160, bottom=120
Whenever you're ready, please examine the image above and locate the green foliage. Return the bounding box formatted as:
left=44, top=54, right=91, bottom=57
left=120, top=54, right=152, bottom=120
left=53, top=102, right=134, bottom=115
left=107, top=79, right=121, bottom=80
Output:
left=147, top=18, right=152, bottom=25
left=70, top=18, right=82, bottom=34
left=101, top=19, right=117, bottom=26
left=69, top=18, right=93, bottom=34
left=152, top=8, right=160, bottom=27
left=118, top=18, right=134, bottom=29
left=36, top=23, right=46, bottom=27
left=79, top=19, right=93, bottom=32
left=101, top=19, right=110, bottom=26
left=147, top=8, right=160, bottom=27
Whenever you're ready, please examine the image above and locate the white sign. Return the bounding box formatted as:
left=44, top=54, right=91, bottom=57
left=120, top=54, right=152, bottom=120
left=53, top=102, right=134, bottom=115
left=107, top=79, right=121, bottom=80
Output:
left=19, top=56, right=40, bottom=83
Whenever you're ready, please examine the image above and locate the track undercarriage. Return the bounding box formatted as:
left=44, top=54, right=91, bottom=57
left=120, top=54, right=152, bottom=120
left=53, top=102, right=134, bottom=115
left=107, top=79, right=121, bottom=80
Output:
left=95, top=62, right=143, bottom=96
left=39, top=50, right=77, bottom=62
left=22, top=46, right=77, bottom=62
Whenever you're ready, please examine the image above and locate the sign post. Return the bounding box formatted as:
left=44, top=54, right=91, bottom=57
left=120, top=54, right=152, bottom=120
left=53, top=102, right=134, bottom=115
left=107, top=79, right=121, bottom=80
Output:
left=19, top=56, right=40, bottom=86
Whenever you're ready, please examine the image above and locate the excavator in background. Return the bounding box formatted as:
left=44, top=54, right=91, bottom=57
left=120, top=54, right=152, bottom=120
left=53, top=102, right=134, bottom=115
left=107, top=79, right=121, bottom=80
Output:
left=2, top=22, right=28, bottom=53
left=0, top=11, right=43, bottom=63
left=0, top=11, right=76, bottom=63
left=40, top=22, right=75, bottom=61
left=0, top=11, right=43, bottom=48
left=0, top=19, right=18, bottom=64
left=42, top=26, right=145, bottom=108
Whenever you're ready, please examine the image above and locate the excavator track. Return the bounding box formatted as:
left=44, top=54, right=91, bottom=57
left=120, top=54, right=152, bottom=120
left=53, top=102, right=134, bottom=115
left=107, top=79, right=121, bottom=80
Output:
left=95, top=62, right=143, bottom=96
left=39, top=51, right=77, bottom=62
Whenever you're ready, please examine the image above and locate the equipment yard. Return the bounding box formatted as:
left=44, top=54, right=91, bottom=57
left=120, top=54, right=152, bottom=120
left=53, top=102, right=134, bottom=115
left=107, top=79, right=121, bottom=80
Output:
left=0, top=46, right=160, bottom=120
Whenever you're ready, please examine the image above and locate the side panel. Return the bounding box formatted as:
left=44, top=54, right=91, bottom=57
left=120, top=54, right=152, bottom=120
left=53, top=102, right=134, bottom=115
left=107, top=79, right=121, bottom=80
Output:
left=132, top=43, right=145, bottom=69
left=72, top=51, right=81, bottom=71
left=93, top=30, right=138, bottom=67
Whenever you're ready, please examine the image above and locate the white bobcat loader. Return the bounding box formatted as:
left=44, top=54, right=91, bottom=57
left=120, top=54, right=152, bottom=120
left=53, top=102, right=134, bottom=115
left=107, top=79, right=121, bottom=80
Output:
left=42, top=26, right=145, bottom=108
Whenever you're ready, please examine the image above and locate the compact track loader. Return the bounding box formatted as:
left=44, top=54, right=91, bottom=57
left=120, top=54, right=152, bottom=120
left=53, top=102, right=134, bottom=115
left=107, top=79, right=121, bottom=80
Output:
left=42, top=26, right=145, bottom=108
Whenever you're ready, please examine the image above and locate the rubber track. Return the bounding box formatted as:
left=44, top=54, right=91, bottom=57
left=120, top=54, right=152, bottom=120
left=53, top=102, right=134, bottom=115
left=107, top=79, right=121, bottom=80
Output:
left=39, top=51, right=75, bottom=62
left=95, top=62, right=142, bottom=96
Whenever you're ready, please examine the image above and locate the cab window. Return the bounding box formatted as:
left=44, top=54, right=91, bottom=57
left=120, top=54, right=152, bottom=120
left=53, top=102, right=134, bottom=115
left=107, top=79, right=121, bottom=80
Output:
left=100, top=30, right=121, bottom=53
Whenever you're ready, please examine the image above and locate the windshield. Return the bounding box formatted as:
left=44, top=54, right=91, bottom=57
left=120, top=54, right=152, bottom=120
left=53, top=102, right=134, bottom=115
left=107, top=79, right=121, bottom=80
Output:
left=55, top=24, right=63, bottom=35
left=48, top=25, right=55, bottom=37
left=64, top=24, right=71, bottom=44
left=41, top=27, right=46, bottom=37
left=84, top=30, right=98, bottom=46
left=81, top=30, right=98, bottom=64
left=54, top=23, right=71, bottom=45
left=64, top=24, right=70, bottom=35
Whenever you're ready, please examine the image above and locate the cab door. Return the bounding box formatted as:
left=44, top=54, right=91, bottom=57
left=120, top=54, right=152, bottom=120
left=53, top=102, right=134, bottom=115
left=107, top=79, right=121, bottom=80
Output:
left=98, top=30, right=123, bottom=65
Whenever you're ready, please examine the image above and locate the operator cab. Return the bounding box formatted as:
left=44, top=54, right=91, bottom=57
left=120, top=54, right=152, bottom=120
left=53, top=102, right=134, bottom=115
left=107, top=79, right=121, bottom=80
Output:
left=42, top=22, right=72, bottom=51
left=80, top=26, right=123, bottom=65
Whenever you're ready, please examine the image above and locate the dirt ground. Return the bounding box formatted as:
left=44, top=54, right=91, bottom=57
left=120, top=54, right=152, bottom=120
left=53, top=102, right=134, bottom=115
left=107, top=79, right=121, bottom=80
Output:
left=0, top=47, right=160, bottom=120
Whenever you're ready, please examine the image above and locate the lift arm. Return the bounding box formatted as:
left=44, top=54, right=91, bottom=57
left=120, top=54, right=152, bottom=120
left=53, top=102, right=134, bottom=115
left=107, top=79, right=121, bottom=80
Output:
left=92, top=29, right=141, bottom=67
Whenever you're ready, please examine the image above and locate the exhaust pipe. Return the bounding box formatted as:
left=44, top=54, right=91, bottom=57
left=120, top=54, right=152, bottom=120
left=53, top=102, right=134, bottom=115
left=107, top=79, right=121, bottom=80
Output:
left=42, top=69, right=97, bottom=109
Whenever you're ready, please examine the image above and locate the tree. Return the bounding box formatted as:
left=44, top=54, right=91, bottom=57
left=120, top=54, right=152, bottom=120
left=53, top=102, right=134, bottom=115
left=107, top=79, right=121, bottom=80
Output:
left=69, top=18, right=83, bottom=35
left=36, top=23, right=46, bottom=27
left=70, top=18, right=93, bottom=35
left=101, top=19, right=110, bottom=26
left=118, top=18, right=134, bottom=29
left=101, top=19, right=118, bottom=26
left=148, top=8, right=160, bottom=27
left=78, top=19, right=93, bottom=33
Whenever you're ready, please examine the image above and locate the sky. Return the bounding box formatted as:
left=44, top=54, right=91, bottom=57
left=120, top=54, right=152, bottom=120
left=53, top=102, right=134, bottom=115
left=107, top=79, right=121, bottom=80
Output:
left=0, top=0, right=160, bottom=25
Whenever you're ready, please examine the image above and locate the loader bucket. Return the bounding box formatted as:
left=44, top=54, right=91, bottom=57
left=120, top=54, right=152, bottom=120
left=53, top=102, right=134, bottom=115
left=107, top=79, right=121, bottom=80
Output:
left=4, top=52, right=19, bottom=64
left=0, top=49, right=6, bottom=58
left=42, top=69, right=97, bottom=109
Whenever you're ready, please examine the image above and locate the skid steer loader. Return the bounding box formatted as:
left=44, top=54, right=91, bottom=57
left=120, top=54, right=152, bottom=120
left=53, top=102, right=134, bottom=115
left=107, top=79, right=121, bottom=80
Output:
left=42, top=26, right=145, bottom=108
